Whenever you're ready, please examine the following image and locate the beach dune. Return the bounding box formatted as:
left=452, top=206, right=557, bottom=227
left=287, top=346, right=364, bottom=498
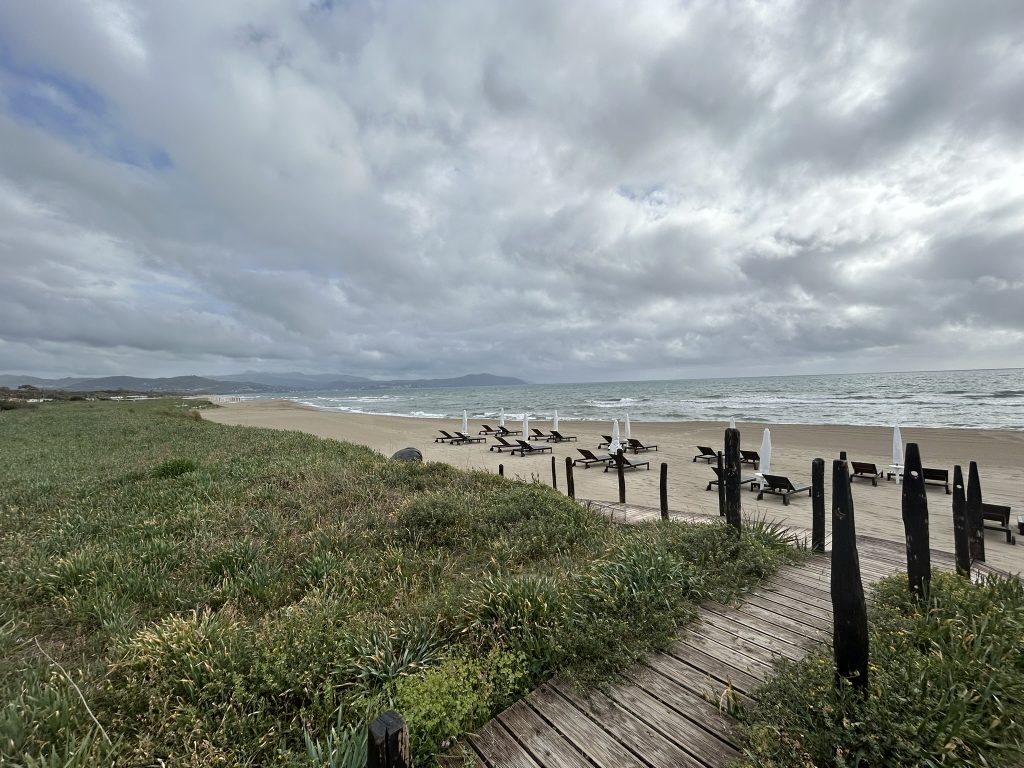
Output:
left=204, top=400, right=1024, bottom=574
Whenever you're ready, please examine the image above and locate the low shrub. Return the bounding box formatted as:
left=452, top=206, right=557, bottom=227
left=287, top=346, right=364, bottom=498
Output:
left=735, top=571, right=1024, bottom=767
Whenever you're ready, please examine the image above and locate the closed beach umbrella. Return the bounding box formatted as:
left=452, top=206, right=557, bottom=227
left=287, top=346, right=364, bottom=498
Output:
left=523, top=413, right=529, bottom=440
left=609, top=419, right=621, bottom=455
left=462, top=410, right=468, bottom=434
left=500, top=407, right=505, bottom=427
left=759, top=428, right=772, bottom=488
left=892, top=423, right=903, bottom=467
left=625, top=412, right=632, bottom=441
left=729, top=418, right=736, bottom=430
left=553, top=410, right=559, bottom=432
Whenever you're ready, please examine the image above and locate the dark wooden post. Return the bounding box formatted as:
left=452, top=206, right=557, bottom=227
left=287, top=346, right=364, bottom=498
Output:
left=565, top=457, right=575, bottom=500
left=951, top=465, right=970, bottom=576
left=550, top=455, right=557, bottom=491
left=830, top=458, right=868, bottom=693
left=901, top=443, right=931, bottom=599
left=839, top=450, right=847, bottom=461
left=659, top=462, right=668, bottom=521
left=616, top=449, right=626, bottom=504
left=967, top=461, right=985, bottom=563
left=498, top=464, right=504, bottom=477
left=811, top=458, right=825, bottom=552
left=716, top=451, right=725, bottom=517
left=368, top=711, right=412, bottom=768
left=724, top=428, right=742, bottom=533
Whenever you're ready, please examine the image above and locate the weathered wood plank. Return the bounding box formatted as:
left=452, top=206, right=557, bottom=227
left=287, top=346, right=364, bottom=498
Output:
left=659, top=641, right=762, bottom=696
left=642, top=648, right=758, bottom=700
left=673, top=629, right=777, bottom=679
left=467, top=720, right=543, bottom=768
left=696, top=613, right=806, bottom=662
left=622, top=663, right=741, bottom=738
left=703, top=603, right=820, bottom=649
left=496, top=700, right=591, bottom=768
left=739, top=592, right=833, bottom=631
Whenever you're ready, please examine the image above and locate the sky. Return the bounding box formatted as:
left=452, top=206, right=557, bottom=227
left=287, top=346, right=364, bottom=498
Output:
left=1, top=1, right=1023, bottom=384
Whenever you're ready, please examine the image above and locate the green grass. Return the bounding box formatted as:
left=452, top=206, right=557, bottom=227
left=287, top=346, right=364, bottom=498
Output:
left=734, top=571, right=1024, bottom=767
left=0, top=400, right=798, bottom=766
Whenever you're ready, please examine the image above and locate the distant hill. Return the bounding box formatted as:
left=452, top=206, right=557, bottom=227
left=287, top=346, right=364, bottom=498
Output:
left=0, top=372, right=526, bottom=394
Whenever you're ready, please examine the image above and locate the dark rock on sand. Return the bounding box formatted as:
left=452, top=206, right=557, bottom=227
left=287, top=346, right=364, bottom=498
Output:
left=391, top=447, right=423, bottom=462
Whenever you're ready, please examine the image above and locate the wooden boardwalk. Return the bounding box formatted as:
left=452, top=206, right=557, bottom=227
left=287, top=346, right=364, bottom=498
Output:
left=454, top=505, right=1010, bottom=768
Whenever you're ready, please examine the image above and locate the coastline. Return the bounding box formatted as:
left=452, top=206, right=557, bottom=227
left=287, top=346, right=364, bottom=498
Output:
left=203, top=399, right=1024, bottom=574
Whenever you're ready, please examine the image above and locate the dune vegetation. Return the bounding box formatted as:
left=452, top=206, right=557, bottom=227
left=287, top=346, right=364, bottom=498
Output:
left=0, top=400, right=797, bottom=767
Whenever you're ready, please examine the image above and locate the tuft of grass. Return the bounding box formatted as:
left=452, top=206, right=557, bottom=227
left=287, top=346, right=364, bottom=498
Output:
left=0, top=400, right=798, bottom=766
left=734, top=570, right=1024, bottom=767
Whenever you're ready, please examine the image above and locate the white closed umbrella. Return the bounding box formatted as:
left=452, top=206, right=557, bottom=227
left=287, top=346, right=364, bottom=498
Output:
left=892, top=423, right=903, bottom=467
left=523, top=413, right=529, bottom=440
left=609, top=419, right=622, bottom=455
left=625, top=412, right=631, bottom=441
left=759, top=428, right=772, bottom=489
left=552, top=409, right=559, bottom=432
left=462, top=410, right=468, bottom=434
left=729, top=417, right=736, bottom=430
left=500, top=407, right=505, bottom=427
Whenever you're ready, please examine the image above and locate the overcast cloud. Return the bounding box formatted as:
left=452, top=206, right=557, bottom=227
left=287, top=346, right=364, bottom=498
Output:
left=2, top=0, right=1023, bottom=382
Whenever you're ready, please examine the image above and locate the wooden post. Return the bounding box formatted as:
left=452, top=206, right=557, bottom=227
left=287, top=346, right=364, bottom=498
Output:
left=716, top=451, right=725, bottom=517
left=368, top=711, right=412, bottom=768
left=901, top=443, right=931, bottom=599
left=659, top=462, right=668, bottom=521
left=724, top=428, right=741, bottom=533
left=967, top=461, right=985, bottom=563
left=550, top=455, right=557, bottom=491
left=839, top=450, right=847, bottom=461
left=830, top=458, right=869, bottom=693
left=498, top=464, right=504, bottom=477
left=616, top=449, right=626, bottom=504
left=565, top=457, right=575, bottom=500
left=811, top=458, right=825, bottom=552
left=951, top=465, right=970, bottom=576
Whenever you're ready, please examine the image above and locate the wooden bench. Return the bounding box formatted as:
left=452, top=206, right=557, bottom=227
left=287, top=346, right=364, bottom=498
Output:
left=982, top=502, right=1016, bottom=544
left=850, top=461, right=883, bottom=486
left=921, top=467, right=951, bottom=494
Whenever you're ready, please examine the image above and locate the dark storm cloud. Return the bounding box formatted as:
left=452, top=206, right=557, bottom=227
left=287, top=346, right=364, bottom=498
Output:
left=1, top=0, right=1023, bottom=381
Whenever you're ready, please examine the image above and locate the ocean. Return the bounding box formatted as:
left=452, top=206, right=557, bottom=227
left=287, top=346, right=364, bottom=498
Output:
left=237, top=368, right=1024, bottom=431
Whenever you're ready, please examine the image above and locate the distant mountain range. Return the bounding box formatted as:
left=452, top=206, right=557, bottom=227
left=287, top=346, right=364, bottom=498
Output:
left=0, top=372, right=527, bottom=394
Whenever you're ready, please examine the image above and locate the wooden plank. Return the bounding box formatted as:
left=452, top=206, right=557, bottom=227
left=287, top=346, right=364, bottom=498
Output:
left=526, top=685, right=648, bottom=768
left=721, top=596, right=829, bottom=638
left=740, top=592, right=833, bottom=631
left=495, top=700, right=592, bottom=768
left=550, top=682, right=706, bottom=768
left=703, top=603, right=820, bottom=649
left=643, top=648, right=759, bottom=699
left=761, top=574, right=834, bottom=606
left=604, top=679, right=740, bottom=765
left=437, top=747, right=487, bottom=768
left=623, top=663, right=741, bottom=740
left=671, top=633, right=773, bottom=683
left=697, top=613, right=806, bottom=661
left=467, top=720, right=543, bottom=768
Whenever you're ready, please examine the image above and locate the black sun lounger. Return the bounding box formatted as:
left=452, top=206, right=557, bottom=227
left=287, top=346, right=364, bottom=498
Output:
left=739, top=450, right=760, bottom=468
left=850, top=461, right=883, bottom=486
left=478, top=424, right=500, bottom=435
left=756, top=474, right=811, bottom=505
left=435, top=430, right=460, bottom=443
left=497, top=425, right=523, bottom=436
left=531, top=428, right=554, bottom=442
left=706, top=466, right=759, bottom=492
left=574, top=448, right=613, bottom=468
left=512, top=440, right=553, bottom=457
left=598, top=435, right=613, bottom=449
left=604, top=455, right=650, bottom=472
left=549, top=430, right=578, bottom=442
left=627, top=438, right=658, bottom=453
left=453, top=431, right=485, bottom=445
left=693, top=446, right=717, bottom=463
left=490, top=435, right=520, bottom=452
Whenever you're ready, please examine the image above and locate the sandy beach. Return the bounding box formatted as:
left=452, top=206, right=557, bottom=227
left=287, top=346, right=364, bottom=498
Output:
left=203, top=400, right=1024, bottom=574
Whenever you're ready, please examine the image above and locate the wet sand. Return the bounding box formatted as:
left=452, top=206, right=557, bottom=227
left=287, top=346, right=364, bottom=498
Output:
left=203, top=400, right=1024, bottom=574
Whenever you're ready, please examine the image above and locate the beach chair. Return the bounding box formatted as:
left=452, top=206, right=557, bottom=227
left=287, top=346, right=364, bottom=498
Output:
left=604, top=454, right=650, bottom=472
left=981, top=502, right=1016, bottom=544
left=850, top=461, right=883, bottom=486
left=693, top=446, right=717, bottom=463
left=530, top=428, right=554, bottom=442
left=922, top=467, right=951, bottom=494
left=490, top=435, right=520, bottom=452
left=497, top=425, right=522, bottom=436
left=598, top=435, right=613, bottom=449
left=739, top=450, right=760, bottom=468
left=478, top=424, right=500, bottom=435
left=434, top=430, right=460, bottom=443
left=756, top=474, right=811, bottom=505
left=549, top=430, right=578, bottom=443
left=627, top=438, right=657, bottom=453
left=705, top=466, right=758, bottom=492
left=573, top=448, right=614, bottom=468
left=513, top=440, right=553, bottom=457
left=453, top=431, right=485, bottom=445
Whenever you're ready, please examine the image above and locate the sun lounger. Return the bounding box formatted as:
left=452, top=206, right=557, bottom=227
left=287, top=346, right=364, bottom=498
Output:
left=434, top=430, right=460, bottom=443
left=920, top=467, right=951, bottom=493
left=850, top=461, right=883, bottom=486
left=574, top=448, right=614, bottom=468
left=693, top=446, right=718, bottom=463
left=497, top=425, right=523, bottom=436
left=489, top=435, right=520, bottom=452
left=549, top=430, right=577, bottom=443
left=530, top=428, right=554, bottom=442
left=512, top=439, right=553, bottom=457
left=756, top=474, right=811, bottom=505
left=478, top=424, right=500, bottom=435
left=739, top=450, right=760, bottom=468
left=627, top=438, right=658, bottom=453
left=604, top=455, right=650, bottom=472
left=705, top=466, right=758, bottom=492
left=453, top=431, right=485, bottom=445
left=598, top=435, right=613, bottom=449
left=981, top=502, right=1016, bottom=544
